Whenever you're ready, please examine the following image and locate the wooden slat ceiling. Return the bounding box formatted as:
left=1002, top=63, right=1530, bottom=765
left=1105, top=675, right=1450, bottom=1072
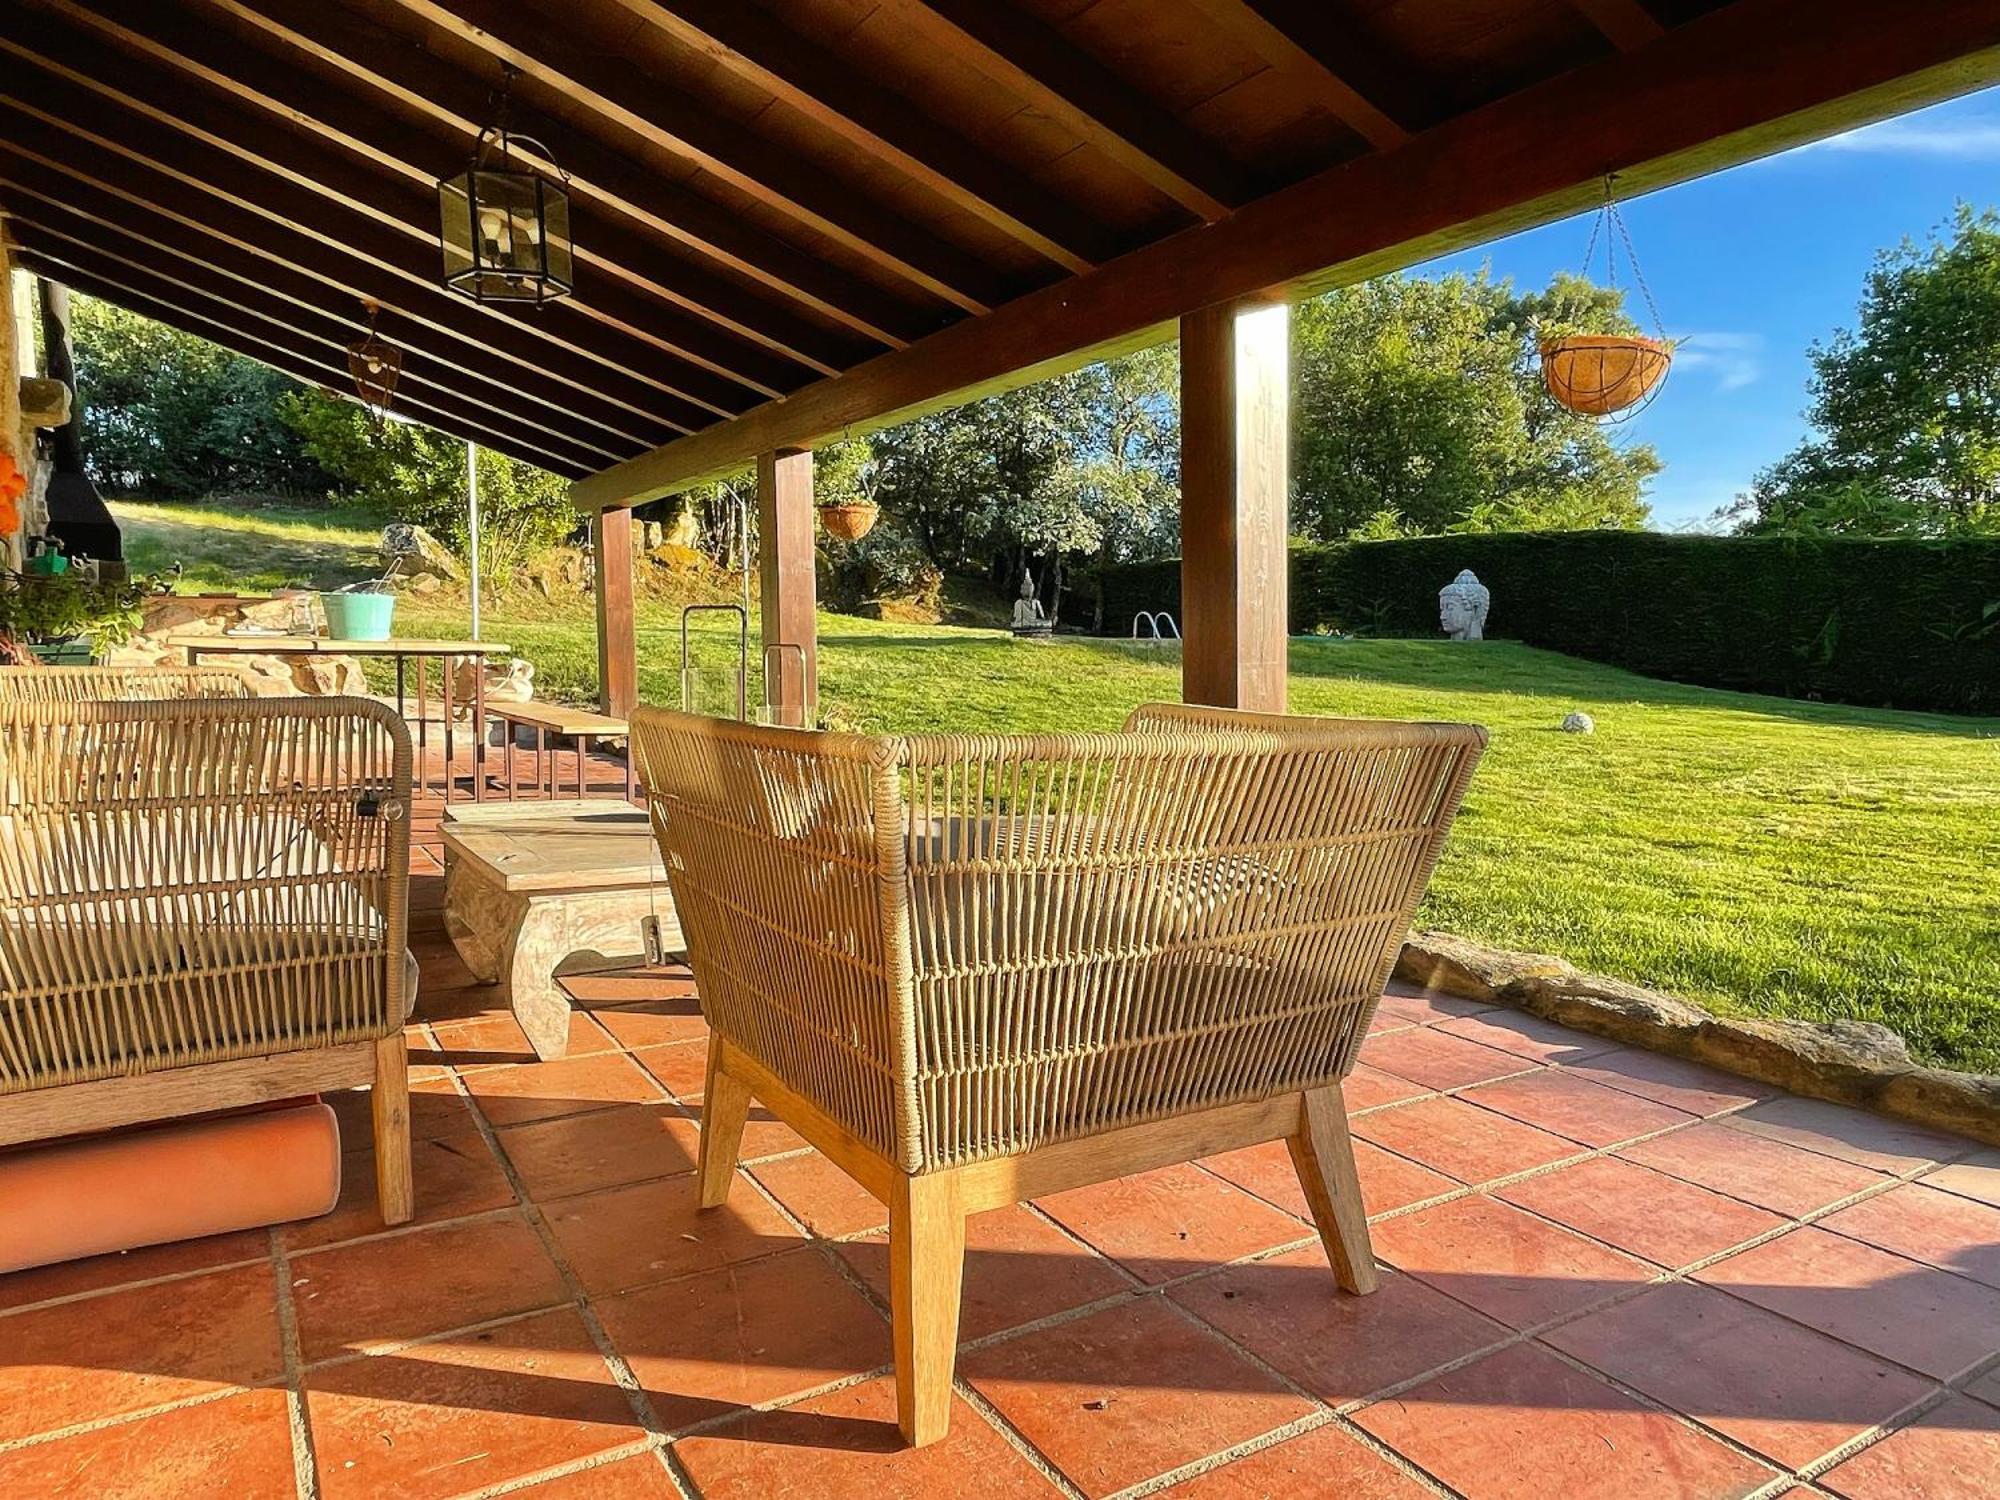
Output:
left=0, top=0, right=1992, bottom=492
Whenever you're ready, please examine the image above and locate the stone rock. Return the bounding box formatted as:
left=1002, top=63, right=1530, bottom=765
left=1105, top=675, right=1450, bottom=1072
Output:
left=1438, top=569, right=1490, bottom=641
left=242, top=594, right=318, bottom=633
left=406, top=573, right=443, bottom=597
left=453, top=655, right=534, bottom=708
left=290, top=654, right=367, bottom=696
left=1560, top=711, right=1595, bottom=734
left=19, top=376, right=71, bottom=430
left=380, top=523, right=463, bottom=582
left=639, top=520, right=666, bottom=550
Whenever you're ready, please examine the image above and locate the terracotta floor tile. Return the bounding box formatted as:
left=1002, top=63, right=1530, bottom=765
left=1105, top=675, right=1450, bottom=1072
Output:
left=1620, top=1121, right=1889, bottom=1217
left=1037, top=1162, right=1309, bottom=1284
left=838, top=1203, right=1133, bottom=1341
left=1545, top=1281, right=1933, bottom=1468
left=1722, top=1097, right=1971, bottom=1174
left=1435, top=1009, right=1622, bottom=1065
left=1924, top=1150, right=2000, bottom=1209
left=432, top=1010, right=616, bottom=1069
left=0, top=1226, right=270, bottom=1314
left=507, top=1453, right=681, bottom=1498
left=1353, top=1341, right=1773, bottom=1500
left=1361, top=1027, right=1536, bottom=1090
left=1375, top=988, right=1497, bottom=1025
left=751, top=1152, right=890, bottom=1238
left=282, top=1127, right=517, bottom=1250
left=583, top=992, right=707, bottom=1051
left=1203, top=1137, right=1455, bottom=1221
left=542, top=1173, right=803, bottom=1297
left=1966, top=1364, right=2000, bottom=1406
left=1820, top=1397, right=2000, bottom=1500
left=497, top=1103, right=702, bottom=1202
left=1569, top=1050, right=1773, bottom=1117
left=629, top=1039, right=710, bottom=1099
left=1156, top=1421, right=1434, bottom=1497
left=290, top=1213, right=567, bottom=1364
left=1459, top=1069, right=1696, bottom=1148
left=326, top=1077, right=476, bottom=1143
left=1369, top=1196, right=1653, bottom=1330
left=1173, top=1250, right=1509, bottom=1406
left=1695, top=1226, right=2000, bottom=1380
left=674, top=1374, right=1059, bottom=1499
left=0, top=1263, right=284, bottom=1442
left=678, top=1092, right=810, bottom=1161
left=599, top=1247, right=891, bottom=1431
left=1354, top=1095, right=1582, bottom=1186
left=1820, top=1183, right=2000, bottom=1289
left=0, top=1386, right=296, bottom=1500
left=306, top=1308, right=641, bottom=1500
left=460, top=1051, right=665, bottom=1127
left=1496, top=1157, right=1785, bottom=1269
left=1343, top=1063, right=1428, bottom=1112
left=964, top=1297, right=1315, bottom=1498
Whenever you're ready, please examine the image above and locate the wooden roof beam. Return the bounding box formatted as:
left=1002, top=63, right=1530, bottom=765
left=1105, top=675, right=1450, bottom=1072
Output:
left=604, top=0, right=1113, bottom=274
left=385, top=0, right=1010, bottom=313
left=1181, top=0, right=1430, bottom=148
left=572, top=0, right=2000, bottom=509
left=905, top=0, right=1249, bottom=221
left=210, top=0, right=929, bottom=350
left=1568, top=0, right=1668, bottom=51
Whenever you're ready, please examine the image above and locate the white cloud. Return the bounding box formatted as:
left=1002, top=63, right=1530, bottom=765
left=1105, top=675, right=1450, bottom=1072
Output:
left=1673, top=331, right=1764, bottom=394
left=1813, top=117, right=2000, bottom=160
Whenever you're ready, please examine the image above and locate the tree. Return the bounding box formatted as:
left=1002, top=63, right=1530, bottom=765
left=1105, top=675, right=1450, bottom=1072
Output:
left=1732, top=205, right=2000, bottom=538
left=1291, top=270, right=1658, bottom=539
left=69, top=295, right=329, bottom=500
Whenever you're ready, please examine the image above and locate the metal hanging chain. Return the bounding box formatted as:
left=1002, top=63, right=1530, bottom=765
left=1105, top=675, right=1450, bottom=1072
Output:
left=1581, top=174, right=1669, bottom=340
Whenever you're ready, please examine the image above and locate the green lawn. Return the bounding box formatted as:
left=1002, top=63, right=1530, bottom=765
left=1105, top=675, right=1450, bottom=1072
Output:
left=114, top=500, right=2000, bottom=1071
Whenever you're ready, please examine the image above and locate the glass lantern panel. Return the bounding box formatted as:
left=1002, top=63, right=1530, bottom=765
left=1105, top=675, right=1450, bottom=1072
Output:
left=438, top=175, right=475, bottom=280
left=470, top=170, right=542, bottom=279
left=539, top=182, right=574, bottom=292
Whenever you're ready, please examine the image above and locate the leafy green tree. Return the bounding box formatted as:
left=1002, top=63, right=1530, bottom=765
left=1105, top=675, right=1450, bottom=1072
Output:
left=69, top=295, right=329, bottom=500
left=1291, top=270, right=1658, bottom=539
left=1734, top=205, right=2000, bottom=537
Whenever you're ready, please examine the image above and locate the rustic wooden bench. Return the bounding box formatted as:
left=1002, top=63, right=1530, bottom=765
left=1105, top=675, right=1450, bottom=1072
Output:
left=487, top=700, right=635, bottom=801
left=441, top=801, right=684, bottom=1061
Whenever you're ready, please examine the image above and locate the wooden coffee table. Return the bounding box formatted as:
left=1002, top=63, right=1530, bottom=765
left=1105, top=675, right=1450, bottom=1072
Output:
left=441, top=801, right=684, bottom=1060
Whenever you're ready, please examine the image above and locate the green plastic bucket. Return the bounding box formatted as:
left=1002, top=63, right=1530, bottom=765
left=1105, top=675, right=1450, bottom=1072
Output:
left=319, top=591, right=396, bottom=641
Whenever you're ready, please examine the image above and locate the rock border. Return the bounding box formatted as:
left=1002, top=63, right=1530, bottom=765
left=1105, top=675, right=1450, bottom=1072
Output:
left=1396, top=932, right=2000, bottom=1149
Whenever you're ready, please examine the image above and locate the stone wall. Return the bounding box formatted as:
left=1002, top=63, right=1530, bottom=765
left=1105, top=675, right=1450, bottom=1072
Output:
left=104, top=593, right=367, bottom=696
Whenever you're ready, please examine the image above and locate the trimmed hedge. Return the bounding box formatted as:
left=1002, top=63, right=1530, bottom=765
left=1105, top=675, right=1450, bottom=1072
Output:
left=1095, top=532, right=2000, bottom=715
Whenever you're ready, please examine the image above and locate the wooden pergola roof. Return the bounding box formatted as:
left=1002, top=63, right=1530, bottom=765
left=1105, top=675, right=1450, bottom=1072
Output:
left=2, top=0, right=1996, bottom=496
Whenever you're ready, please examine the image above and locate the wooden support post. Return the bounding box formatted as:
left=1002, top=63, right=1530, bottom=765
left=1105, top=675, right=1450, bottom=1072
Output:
left=1180, top=300, right=1290, bottom=712
left=593, top=505, right=637, bottom=718
left=757, top=448, right=818, bottom=727
left=0, top=228, right=23, bottom=574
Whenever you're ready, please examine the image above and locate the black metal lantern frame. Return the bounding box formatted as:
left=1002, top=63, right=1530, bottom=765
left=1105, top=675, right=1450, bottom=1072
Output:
left=346, top=299, right=402, bottom=422
left=438, top=71, right=573, bottom=306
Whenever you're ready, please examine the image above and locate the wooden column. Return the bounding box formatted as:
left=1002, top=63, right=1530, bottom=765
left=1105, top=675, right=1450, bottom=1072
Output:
left=757, top=448, right=818, bottom=727
left=593, top=505, right=637, bottom=718
left=0, top=225, right=22, bottom=572
left=1179, top=300, right=1290, bottom=712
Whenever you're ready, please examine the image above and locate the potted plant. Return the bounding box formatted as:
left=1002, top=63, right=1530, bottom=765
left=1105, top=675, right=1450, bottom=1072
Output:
left=0, top=568, right=168, bottom=666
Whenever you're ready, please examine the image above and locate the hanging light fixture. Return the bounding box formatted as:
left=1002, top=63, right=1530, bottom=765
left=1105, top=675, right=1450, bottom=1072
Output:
left=346, top=299, right=402, bottom=423
left=438, top=66, right=573, bottom=305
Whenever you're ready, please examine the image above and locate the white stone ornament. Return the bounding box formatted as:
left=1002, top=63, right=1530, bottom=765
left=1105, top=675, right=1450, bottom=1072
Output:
left=1560, top=711, right=1595, bottom=734
left=1438, top=569, right=1490, bottom=641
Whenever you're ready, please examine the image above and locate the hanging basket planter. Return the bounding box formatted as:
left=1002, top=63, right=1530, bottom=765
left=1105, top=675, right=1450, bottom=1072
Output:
left=818, top=500, right=879, bottom=542
left=1540, top=333, right=1672, bottom=418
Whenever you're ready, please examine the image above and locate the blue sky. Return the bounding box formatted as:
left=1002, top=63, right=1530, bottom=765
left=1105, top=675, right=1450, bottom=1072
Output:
left=1418, top=85, right=2000, bottom=530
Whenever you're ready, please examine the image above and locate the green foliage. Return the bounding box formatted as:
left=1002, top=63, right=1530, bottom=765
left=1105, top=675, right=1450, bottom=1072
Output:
left=1292, top=270, right=1659, bottom=540
left=70, top=296, right=329, bottom=500
left=281, top=392, right=577, bottom=586
left=1737, top=206, right=2000, bottom=538
left=0, top=568, right=171, bottom=654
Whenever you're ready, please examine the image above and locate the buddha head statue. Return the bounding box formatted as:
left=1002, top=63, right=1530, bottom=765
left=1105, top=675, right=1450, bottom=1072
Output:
left=1438, top=569, right=1490, bottom=642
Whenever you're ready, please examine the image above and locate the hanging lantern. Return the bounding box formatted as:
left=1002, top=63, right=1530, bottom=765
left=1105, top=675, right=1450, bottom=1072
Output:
left=817, top=500, right=879, bottom=542
left=1539, top=176, right=1674, bottom=421
left=346, top=299, right=402, bottom=423
left=438, top=66, right=573, bottom=305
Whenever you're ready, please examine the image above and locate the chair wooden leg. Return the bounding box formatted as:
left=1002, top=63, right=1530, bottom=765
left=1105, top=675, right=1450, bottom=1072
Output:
left=890, top=1169, right=966, bottom=1448
left=1287, top=1083, right=1379, bottom=1294
left=696, top=1035, right=753, bottom=1208
left=372, top=1033, right=414, bottom=1228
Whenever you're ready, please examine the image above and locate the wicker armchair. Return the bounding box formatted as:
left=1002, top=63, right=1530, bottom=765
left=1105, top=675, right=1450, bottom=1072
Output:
left=0, top=664, right=257, bottom=703
left=633, top=701, right=1485, bottom=1444
left=0, top=695, right=416, bottom=1226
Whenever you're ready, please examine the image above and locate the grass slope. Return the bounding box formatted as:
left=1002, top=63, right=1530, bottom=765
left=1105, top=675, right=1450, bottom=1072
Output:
left=116, top=500, right=2000, bottom=1071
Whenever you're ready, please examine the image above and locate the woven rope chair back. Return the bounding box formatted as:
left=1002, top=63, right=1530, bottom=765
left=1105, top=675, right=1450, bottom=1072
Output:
left=633, top=703, right=1485, bottom=1174
left=0, top=696, right=412, bottom=1095
left=0, top=665, right=258, bottom=704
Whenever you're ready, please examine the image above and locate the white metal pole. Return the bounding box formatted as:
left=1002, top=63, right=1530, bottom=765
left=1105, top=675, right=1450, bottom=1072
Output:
left=466, top=440, right=481, bottom=641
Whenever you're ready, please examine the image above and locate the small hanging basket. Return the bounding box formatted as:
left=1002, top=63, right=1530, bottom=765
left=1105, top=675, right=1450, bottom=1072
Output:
left=818, top=500, right=879, bottom=542
left=1541, top=333, right=1672, bottom=418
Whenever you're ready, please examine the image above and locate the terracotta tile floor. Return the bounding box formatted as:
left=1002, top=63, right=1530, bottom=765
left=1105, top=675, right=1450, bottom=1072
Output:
left=4, top=790, right=2000, bottom=1498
